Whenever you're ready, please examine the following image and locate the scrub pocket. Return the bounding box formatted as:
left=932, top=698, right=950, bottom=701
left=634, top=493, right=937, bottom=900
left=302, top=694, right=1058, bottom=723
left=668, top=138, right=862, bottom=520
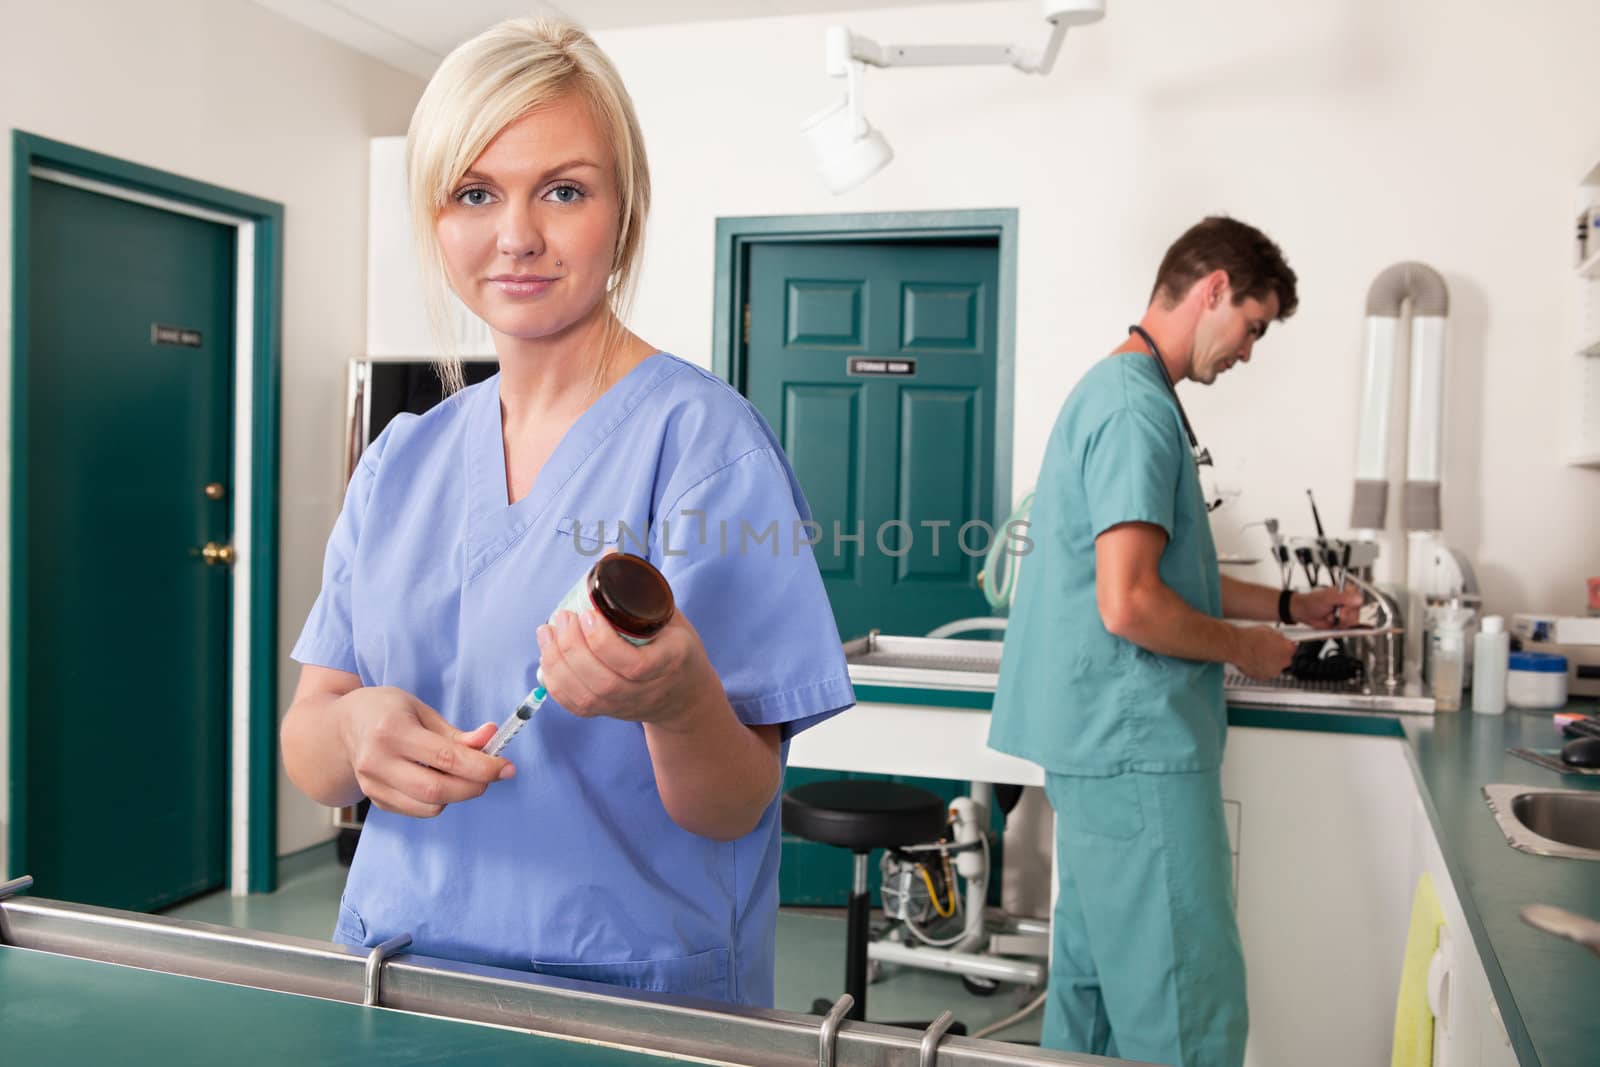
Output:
left=1061, top=774, right=1145, bottom=840
left=529, top=947, right=731, bottom=1001
left=332, top=895, right=368, bottom=946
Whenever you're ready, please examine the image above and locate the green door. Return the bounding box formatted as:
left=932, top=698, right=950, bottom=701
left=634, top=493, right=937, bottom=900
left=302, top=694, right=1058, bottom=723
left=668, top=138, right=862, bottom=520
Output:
left=745, top=240, right=998, bottom=642
left=744, top=239, right=1001, bottom=906
left=23, top=177, right=234, bottom=911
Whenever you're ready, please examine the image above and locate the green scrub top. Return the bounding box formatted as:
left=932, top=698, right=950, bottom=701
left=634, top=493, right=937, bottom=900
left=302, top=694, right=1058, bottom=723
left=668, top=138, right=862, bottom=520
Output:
left=989, top=352, right=1224, bottom=775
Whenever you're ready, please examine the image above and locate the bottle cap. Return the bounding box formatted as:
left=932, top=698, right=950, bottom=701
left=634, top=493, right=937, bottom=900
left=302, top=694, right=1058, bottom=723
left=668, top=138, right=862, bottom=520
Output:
left=1481, top=615, right=1504, bottom=634
left=587, top=553, right=676, bottom=639
left=1508, top=651, right=1568, bottom=673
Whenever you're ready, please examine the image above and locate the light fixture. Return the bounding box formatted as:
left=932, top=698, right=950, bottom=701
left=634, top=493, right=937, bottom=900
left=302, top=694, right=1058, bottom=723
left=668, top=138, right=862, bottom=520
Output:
left=801, top=0, right=1107, bottom=194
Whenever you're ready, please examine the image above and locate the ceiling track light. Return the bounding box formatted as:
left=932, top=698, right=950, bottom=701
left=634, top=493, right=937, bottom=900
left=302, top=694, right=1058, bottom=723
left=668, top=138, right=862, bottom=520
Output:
left=802, top=0, right=1107, bottom=194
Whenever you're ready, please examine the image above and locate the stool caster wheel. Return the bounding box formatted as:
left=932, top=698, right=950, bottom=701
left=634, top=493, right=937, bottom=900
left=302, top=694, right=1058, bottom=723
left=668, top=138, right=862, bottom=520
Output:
left=962, top=974, right=1001, bottom=997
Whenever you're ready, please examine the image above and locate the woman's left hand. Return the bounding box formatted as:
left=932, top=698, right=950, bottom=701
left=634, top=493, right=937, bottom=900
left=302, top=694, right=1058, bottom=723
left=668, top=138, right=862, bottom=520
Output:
left=537, top=606, right=719, bottom=728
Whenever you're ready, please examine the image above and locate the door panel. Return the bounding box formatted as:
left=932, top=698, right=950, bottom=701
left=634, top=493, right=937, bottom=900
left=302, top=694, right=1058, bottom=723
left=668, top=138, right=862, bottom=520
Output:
left=25, top=177, right=234, bottom=911
left=901, top=282, right=983, bottom=351
left=747, top=239, right=1002, bottom=906
left=896, top=388, right=977, bottom=583
left=781, top=385, right=863, bottom=582
left=787, top=281, right=865, bottom=347
left=746, top=241, right=998, bottom=642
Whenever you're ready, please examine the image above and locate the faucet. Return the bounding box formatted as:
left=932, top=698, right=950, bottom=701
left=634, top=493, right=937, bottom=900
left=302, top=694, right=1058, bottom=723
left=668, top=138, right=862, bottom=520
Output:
left=1343, top=571, right=1404, bottom=694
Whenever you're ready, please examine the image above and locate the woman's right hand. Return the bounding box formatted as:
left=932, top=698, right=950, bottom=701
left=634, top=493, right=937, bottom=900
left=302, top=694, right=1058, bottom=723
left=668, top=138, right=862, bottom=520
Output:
left=336, top=687, right=515, bottom=818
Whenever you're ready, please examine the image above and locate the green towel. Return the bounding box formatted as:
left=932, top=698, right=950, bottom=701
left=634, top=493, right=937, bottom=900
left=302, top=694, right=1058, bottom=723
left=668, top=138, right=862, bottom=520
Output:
left=1391, top=873, right=1444, bottom=1066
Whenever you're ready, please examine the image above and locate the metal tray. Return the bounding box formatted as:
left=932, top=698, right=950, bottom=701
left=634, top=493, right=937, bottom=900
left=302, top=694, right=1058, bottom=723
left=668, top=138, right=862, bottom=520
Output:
left=842, top=631, right=1436, bottom=713
left=843, top=632, right=1002, bottom=692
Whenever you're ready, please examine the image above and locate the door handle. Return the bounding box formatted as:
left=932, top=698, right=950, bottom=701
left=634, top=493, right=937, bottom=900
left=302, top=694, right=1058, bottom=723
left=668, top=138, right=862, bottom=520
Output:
left=200, top=542, right=235, bottom=568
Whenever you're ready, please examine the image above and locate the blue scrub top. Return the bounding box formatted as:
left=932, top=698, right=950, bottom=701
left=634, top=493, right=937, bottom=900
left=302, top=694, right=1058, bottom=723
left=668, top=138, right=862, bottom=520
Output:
left=292, top=353, right=855, bottom=1007
left=987, top=352, right=1224, bottom=776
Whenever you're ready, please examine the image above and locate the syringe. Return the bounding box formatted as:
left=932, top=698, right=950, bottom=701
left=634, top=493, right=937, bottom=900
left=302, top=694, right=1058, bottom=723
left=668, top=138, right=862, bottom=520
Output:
left=484, top=683, right=549, bottom=758
left=483, top=553, right=676, bottom=759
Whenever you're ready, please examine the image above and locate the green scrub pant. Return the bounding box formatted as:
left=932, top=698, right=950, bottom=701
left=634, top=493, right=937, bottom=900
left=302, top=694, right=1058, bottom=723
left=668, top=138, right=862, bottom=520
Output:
left=1041, top=770, right=1247, bottom=1067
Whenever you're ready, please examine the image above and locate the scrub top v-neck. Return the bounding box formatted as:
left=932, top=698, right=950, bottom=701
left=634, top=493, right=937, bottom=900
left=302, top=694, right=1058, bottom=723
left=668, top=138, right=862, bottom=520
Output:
left=293, top=352, right=854, bottom=1007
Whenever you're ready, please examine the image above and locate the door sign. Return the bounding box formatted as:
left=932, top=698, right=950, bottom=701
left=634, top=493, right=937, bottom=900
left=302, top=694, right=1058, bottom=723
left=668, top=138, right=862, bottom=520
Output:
left=847, top=357, right=917, bottom=377
left=152, top=324, right=203, bottom=347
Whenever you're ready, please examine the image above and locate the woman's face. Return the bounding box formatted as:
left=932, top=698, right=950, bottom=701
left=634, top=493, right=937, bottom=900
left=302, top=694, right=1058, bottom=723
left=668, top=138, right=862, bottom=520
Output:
left=435, top=95, right=621, bottom=345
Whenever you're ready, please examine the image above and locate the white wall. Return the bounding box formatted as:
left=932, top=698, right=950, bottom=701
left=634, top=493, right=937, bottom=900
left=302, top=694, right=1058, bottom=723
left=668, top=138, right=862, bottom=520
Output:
left=6, top=0, right=1597, bottom=886
left=596, top=0, right=1600, bottom=618
left=0, top=0, right=424, bottom=866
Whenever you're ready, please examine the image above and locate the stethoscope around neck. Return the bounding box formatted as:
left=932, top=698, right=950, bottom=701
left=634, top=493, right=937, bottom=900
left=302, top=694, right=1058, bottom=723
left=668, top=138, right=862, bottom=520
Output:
left=1127, top=325, right=1223, bottom=513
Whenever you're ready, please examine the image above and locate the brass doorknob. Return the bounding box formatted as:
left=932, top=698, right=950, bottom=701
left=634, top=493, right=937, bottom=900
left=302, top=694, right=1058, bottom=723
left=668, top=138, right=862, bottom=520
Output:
left=204, top=482, right=226, bottom=500
left=201, top=542, right=235, bottom=567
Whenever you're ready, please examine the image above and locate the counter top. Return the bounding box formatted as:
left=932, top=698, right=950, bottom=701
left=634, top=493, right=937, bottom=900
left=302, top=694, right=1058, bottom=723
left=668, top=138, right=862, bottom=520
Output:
left=1170, top=698, right=1600, bottom=1067
left=1398, top=704, right=1600, bottom=1067
left=842, top=683, right=1600, bottom=1065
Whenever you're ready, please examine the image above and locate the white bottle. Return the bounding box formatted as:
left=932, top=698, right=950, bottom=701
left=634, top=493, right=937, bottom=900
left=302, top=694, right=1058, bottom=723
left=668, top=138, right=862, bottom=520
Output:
left=1471, top=615, right=1510, bottom=715
left=1429, top=604, right=1472, bottom=711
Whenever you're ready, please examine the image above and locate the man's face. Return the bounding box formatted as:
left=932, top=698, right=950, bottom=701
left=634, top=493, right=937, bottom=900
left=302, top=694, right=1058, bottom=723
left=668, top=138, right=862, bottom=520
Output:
left=1190, top=287, right=1279, bottom=385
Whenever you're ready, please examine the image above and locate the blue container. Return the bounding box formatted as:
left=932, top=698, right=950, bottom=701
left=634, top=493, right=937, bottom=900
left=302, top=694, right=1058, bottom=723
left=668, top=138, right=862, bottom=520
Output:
left=1507, top=651, right=1569, bottom=709
left=1508, top=652, right=1568, bottom=673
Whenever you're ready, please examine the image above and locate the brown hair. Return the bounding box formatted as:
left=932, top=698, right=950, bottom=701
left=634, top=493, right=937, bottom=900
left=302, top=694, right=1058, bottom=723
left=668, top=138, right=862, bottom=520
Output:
left=1150, top=216, right=1298, bottom=319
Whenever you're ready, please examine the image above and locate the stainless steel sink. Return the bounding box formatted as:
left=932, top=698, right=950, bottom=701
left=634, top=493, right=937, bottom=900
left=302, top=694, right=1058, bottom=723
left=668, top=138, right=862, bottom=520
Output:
left=1222, top=668, right=1435, bottom=713
left=1483, top=784, right=1600, bottom=861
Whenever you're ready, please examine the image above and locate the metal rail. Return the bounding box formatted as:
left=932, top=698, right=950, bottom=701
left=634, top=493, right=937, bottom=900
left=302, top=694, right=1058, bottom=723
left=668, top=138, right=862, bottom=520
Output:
left=0, top=893, right=1125, bottom=1067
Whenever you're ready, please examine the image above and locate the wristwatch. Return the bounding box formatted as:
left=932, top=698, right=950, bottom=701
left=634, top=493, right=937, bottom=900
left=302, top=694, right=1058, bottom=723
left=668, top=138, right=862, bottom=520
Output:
left=1277, top=588, right=1296, bottom=625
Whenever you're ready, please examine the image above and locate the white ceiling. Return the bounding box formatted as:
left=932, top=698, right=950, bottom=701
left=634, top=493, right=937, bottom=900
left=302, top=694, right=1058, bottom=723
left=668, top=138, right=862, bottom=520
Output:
left=247, top=0, right=978, bottom=78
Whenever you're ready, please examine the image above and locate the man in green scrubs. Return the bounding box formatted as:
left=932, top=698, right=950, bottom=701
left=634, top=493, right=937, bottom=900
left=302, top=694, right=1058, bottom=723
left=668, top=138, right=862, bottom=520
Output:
left=989, top=217, right=1362, bottom=1066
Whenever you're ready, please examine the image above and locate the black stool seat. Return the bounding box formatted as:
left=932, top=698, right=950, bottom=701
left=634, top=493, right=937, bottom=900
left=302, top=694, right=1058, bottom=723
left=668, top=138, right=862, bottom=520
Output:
left=783, top=781, right=947, bottom=851
left=782, top=779, right=960, bottom=1029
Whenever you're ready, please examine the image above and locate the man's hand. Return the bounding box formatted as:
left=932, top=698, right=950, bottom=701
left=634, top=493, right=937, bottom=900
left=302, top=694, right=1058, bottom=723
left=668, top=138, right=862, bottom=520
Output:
left=1291, top=587, right=1365, bottom=629
left=1231, top=626, right=1296, bottom=680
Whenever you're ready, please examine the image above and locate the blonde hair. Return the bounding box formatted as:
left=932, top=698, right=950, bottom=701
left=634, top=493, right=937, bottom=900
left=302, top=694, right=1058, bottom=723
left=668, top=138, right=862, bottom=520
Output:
left=406, top=17, right=651, bottom=393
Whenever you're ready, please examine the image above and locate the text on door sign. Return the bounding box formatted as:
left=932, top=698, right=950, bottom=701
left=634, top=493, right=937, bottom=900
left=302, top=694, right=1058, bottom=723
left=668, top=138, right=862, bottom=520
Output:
left=847, top=357, right=916, bottom=377
left=152, top=324, right=203, bottom=348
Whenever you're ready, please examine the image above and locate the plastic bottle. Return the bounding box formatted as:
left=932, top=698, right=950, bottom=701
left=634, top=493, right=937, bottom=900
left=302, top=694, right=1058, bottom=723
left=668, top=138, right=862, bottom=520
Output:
left=1429, top=603, right=1472, bottom=711
left=1471, top=615, right=1509, bottom=715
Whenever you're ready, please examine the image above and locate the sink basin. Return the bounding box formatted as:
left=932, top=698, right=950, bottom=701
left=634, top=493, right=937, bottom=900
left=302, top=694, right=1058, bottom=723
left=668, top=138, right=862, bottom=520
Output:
left=1483, top=785, right=1600, bottom=861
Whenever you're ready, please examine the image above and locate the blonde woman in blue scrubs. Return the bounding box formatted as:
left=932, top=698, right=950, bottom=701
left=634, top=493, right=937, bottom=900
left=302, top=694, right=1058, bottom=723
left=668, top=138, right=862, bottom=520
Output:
left=989, top=218, right=1361, bottom=1065
left=281, top=17, right=853, bottom=1007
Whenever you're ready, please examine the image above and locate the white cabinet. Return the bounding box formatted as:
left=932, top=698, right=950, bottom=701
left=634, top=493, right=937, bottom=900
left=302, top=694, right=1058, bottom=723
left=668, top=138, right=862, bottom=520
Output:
left=1220, top=727, right=1512, bottom=1067
left=1567, top=159, right=1600, bottom=467
left=366, top=136, right=494, bottom=358
left=795, top=705, right=1518, bottom=1064
left=1405, top=784, right=1518, bottom=1067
